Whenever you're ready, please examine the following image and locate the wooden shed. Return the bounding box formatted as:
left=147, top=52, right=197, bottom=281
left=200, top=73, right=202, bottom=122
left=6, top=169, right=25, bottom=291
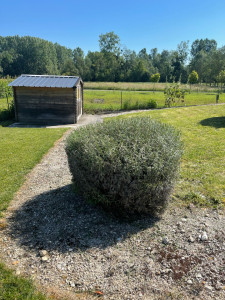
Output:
left=8, top=74, right=83, bottom=124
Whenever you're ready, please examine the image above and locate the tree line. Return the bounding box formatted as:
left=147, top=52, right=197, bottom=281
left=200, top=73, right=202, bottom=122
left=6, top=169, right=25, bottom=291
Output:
left=0, top=33, right=225, bottom=84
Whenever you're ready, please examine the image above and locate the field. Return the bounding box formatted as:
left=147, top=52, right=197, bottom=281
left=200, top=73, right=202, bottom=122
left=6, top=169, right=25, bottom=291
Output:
left=84, top=90, right=225, bottom=113
left=84, top=81, right=220, bottom=92
left=113, top=104, right=225, bottom=207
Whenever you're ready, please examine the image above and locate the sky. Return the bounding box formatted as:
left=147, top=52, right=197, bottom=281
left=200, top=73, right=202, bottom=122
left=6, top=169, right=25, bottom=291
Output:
left=1, top=0, right=225, bottom=54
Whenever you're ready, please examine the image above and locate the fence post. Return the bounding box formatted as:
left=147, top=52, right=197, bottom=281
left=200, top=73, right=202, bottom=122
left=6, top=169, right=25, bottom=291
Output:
left=6, top=93, right=9, bottom=110
left=121, top=91, right=122, bottom=110
left=216, top=94, right=219, bottom=104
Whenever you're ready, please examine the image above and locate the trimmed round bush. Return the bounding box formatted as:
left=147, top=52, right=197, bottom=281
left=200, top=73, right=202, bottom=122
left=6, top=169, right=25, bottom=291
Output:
left=66, top=117, right=182, bottom=216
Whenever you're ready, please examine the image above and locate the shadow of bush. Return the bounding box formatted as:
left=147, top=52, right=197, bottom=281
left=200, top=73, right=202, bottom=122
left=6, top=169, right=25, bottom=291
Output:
left=199, top=116, right=225, bottom=128
left=8, top=185, right=159, bottom=254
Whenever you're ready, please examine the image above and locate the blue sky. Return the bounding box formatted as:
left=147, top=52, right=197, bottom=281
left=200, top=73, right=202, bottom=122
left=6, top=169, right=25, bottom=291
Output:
left=1, top=0, right=225, bottom=54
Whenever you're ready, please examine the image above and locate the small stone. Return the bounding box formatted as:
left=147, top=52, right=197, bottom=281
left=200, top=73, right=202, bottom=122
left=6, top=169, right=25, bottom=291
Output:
left=181, top=218, right=187, bottom=222
left=205, top=285, right=213, bottom=291
left=146, top=247, right=152, bottom=251
left=69, top=281, right=75, bottom=288
left=16, top=270, right=21, bottom=275
left=162, top=237, right=169, bottom=245
left=188, top=236, right=195, bottom=243
left=196, top=273, right=202, bottom=279
left=187, top=279, right=193, bottom=284
left=215, top=284, right=222, bottom=290
left=39, top=250, right=48, bottom=257
left=188, top=203, right=195, bottom=210
left=41, top=256, right=49, bottom=262
left=200, top=231, right=208, bottom=241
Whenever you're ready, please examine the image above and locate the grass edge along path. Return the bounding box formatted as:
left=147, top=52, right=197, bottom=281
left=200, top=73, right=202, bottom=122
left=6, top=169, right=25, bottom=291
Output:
left=110, top=104, right=225, bottom=209
left=0, top=125, right=67, bottom=300
left=0, top=262, right=46, bottom=300
left=0, top=126, right=67, bottom=214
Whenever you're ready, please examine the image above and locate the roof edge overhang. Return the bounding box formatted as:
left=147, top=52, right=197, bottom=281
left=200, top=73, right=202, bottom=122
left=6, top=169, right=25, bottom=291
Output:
left=8, top=74, right=82, bottom=88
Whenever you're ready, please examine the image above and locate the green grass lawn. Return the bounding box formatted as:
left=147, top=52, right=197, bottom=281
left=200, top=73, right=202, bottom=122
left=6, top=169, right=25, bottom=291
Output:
left=0, top=124, right=67, bottom=299
left=112, top=104, right=225, bottom=208
left=84, top=90, right=225, bottom=113
left=0, top=263, right=46, bottom=300
left=0, top=125, right=67, bottom=214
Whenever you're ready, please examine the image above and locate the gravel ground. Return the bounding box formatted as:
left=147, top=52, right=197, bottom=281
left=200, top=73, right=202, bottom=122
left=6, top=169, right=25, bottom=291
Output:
left=0, top=113, right=225, bottom=300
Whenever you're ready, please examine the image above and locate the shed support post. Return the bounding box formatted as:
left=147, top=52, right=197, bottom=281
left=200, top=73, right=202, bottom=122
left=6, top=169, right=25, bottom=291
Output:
left=74, top=87, right=77, bottom=124
left=13, top=87, right=18, bottom=122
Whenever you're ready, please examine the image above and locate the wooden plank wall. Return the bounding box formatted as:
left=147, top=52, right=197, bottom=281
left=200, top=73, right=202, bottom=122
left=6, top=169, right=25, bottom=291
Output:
left=15, top=87, right=75, bottom=124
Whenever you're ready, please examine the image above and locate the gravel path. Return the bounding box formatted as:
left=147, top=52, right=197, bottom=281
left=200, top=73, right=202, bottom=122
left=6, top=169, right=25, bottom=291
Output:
left=0, top=113, right=225, bottom=300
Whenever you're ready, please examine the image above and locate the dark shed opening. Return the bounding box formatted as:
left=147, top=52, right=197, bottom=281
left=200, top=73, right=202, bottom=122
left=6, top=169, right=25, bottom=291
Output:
left=8, top=74, right=83, bottom=124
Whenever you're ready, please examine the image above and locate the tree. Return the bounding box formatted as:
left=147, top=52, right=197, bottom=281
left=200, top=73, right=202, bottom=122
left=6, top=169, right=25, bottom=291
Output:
left=99, top=32, right=120, bottom=55
left=150, top=73, right=160, bottom=92
left=85, top=51, right=106, bottom=81
left=61, top=59, right=78, bottom=76
left=188, top=70, right=198, bottom=84
left=121, top=48, right=137, bottom=81
left=55, top=43, right=73, bottom=72
left=188, top=50, right=208, bottom=83
left=191, top=39, right=217, bottom=58
left=164, top=83, right=186, bottom=107
left=157, top=50, right=174, bottom=82
left=171, top=41, right=189, bottom=83
left=188, top=70, right=198, bottom=92
left=177, top=41, right=189, bottom=64
left=73, top=47, right=85, bottom=77
left=130, top=60, right=150, bottom=82
left=150, top=73, right=160, bottom=83
left=217, top=70, right=225, bottom=91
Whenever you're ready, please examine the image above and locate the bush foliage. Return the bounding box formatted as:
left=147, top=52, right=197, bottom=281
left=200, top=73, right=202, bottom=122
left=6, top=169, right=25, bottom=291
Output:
left=164, top=83, right=186, bottom=107
left=0, top=103, right=14, bottom=121
left=66, top=117, right=183, bottom=217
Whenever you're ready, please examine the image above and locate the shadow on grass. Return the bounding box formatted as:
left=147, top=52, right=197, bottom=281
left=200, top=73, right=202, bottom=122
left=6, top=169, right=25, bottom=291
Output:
left=200, top=116, right=225, bottom=128
left=8, top=184, right=159, bottom=254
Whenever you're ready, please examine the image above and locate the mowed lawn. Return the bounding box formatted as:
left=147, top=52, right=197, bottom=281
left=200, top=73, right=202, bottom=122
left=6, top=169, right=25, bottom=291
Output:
left=0, top=126, right=67, bottom=214
left=84, top=90, right=225, bottom=113
left=113, top=104, right=225, bottom=207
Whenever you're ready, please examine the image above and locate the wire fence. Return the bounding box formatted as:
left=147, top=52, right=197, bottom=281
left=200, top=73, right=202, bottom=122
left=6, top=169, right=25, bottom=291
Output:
left=83, top=90, right=225, bottom=113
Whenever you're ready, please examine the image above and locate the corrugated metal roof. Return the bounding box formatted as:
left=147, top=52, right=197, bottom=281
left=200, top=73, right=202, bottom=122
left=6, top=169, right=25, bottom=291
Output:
left=8, top=74, right=81, bottom=88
